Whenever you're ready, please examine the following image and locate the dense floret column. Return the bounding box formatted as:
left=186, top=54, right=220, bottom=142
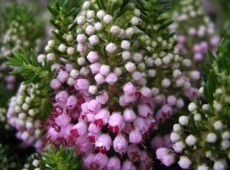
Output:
left=0, top=5, right=43, bottom=91
left=157, top=40, right=230, bottom=170
left=30, top=0, right=195, bottom=169
left=7, top=82, right=51, bottom=152
left=169, top=0, right=220, bottom=98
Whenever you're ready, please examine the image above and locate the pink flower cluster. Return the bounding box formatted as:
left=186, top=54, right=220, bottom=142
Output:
left=47, top=64, right=155, bottom=169
left=169, top=0, right=220, bottom=94
left=41, top=0, right=194, bottom=169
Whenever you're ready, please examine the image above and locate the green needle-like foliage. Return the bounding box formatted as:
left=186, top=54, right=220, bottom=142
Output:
left=0, top=144, right=21, bottom=170
left=40, top=146, right=82, bottom=170
left=8, top=50, right=52, bottom=86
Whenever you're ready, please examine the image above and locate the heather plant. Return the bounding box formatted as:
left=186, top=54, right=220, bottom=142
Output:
left=0, top=5, right=46, bottom=167
left=7, top=0, right=197, bottom=169
left=156, top=40, right=230, bottom=170
left=169, top=0, right=220, bottom=100
left=0, top=5, right=44, bottom=91
left=22, top=146, right=82, bottom=170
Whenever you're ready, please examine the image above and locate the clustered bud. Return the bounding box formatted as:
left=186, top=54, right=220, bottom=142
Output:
left=157, top=41, right=230, bottom=170
left=169, top=0, right=220, bottom=100
left=41, top=0, right=193, bottom=169
left=7, top=84, right=46, bottom=151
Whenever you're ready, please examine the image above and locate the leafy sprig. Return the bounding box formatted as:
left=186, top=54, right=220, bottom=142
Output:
left=40, top=146, right=82, bottom=170
left=47, top=0, right=79, bottom=45
left=8, top=50, right=52, bottom=87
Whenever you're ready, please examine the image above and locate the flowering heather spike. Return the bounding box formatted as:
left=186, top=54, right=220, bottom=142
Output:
left=7, top=83, right=50, bottom=151
left=169, top=0, right=220, bottom=99
left=0, top=5, right=43, bottom=91
left=10, top=0, right=197, bottom=168
left=157, top=40, right=230, bottom=169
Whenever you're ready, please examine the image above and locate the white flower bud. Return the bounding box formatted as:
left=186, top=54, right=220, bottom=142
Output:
left=133, top=53, right=143, bottom=63
left=70, top=69, right=79, bottom=79
left=114, top=67, right=122, bottom=76
left=170, top=132, right=180, bottom=143
left=178, top=156, right=191, bottom=169
left=66, top=46, right=75, bottom=55
left=173, top=124, right=181, bottom=132
left=47, top=53, right=55, bottom=61
left=87, top=10, right=95, bottom=19
left=85, top=25, right=95, bottom=35
left=15, top=106, right=21, bottom=113
left=146, top=57, right=154, bottom=66
left=222, top=131, right=230, bottom=140
left=152, top=87, right=159, bottom=95
left=89, top=35, right=99, bottom=45
left=106, top=43, right=117, bottom=53
left=77, top=57, right=86, bottom=65
left=134, top=9, right=141, bottom=16
left=125, top=62, right=136, bottom=72
left=100, top=65, right=110, bottom=76
left=155, top=58, right=162, bottom=66
left=179, top=116, right=189, bottom=126
left=194, top=114, right=201, bottom=121
left=122, top=51, right=131, bottom=60
left=213, top=120, right=223, bottom=130
left=94, top=22, right=103, bottom=31
left=94, top=73, right=105, bottom=84
left=213, top=102, right=222, bottom=111
left=202, top=104, right=209, bottom=110
left=205, top=151, right=212, bottom=158
left=58, top=44, right=67, bottom=52
left=88, top=85, right=98, bottom=94
left=221, top=140, right=230, bottom=150
left=80, top=67, right=90, bottom=76
left=188, top=102, right=197, bottom=112
left=148, top=69, right=156, bottom=77
left=25, top=97, right=31, bottom=104
left=28, top=109, right=36, bottom=116
left=37, top=54, right=46, bottom=63
left=185, top=135, right=197, bottom=146
left=48, top=40, right=55, bottom=47
left=77, top=34, right=86, bottom=43
left=131, top=17, right=140, bottom=25
left=161, top=79, right=171, bottom=88
left=125, top=27, right=135, bottom=37
left=199, top=87, right=204, bottom=94
left=32, top=159, right=39, bottom=167
left=26, top=122, right=33, bottom=129
left=110, top=25, right=120, bottom=35
left=67, top=77, right=75, bottom=86
left=173, top=69, right=181, bottom=78
left=45, top=45, right=51, bottom=52
left=121, top=40, right=130, bottom=50
left=118, top=29, right=125, bottom=37
left=22, top=103, right=29, bottom=111
left=103, top=14, right=113, bottom=23
left=197, top=164, right=209, bottom=170
left=66, top=35, right=73, bottom=42
left=76, top=16, right=86, bottom=25
left=87, top=51, right=99, bottom=63
left=173, top=141, right=185, bottom=153
left=213, top=160, right=227, bottom=170
left=97, top=10, right=106, bottom=19
left=206, top=133, right=217, bottom=143
left=21, top=131, right=29, bottom=140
